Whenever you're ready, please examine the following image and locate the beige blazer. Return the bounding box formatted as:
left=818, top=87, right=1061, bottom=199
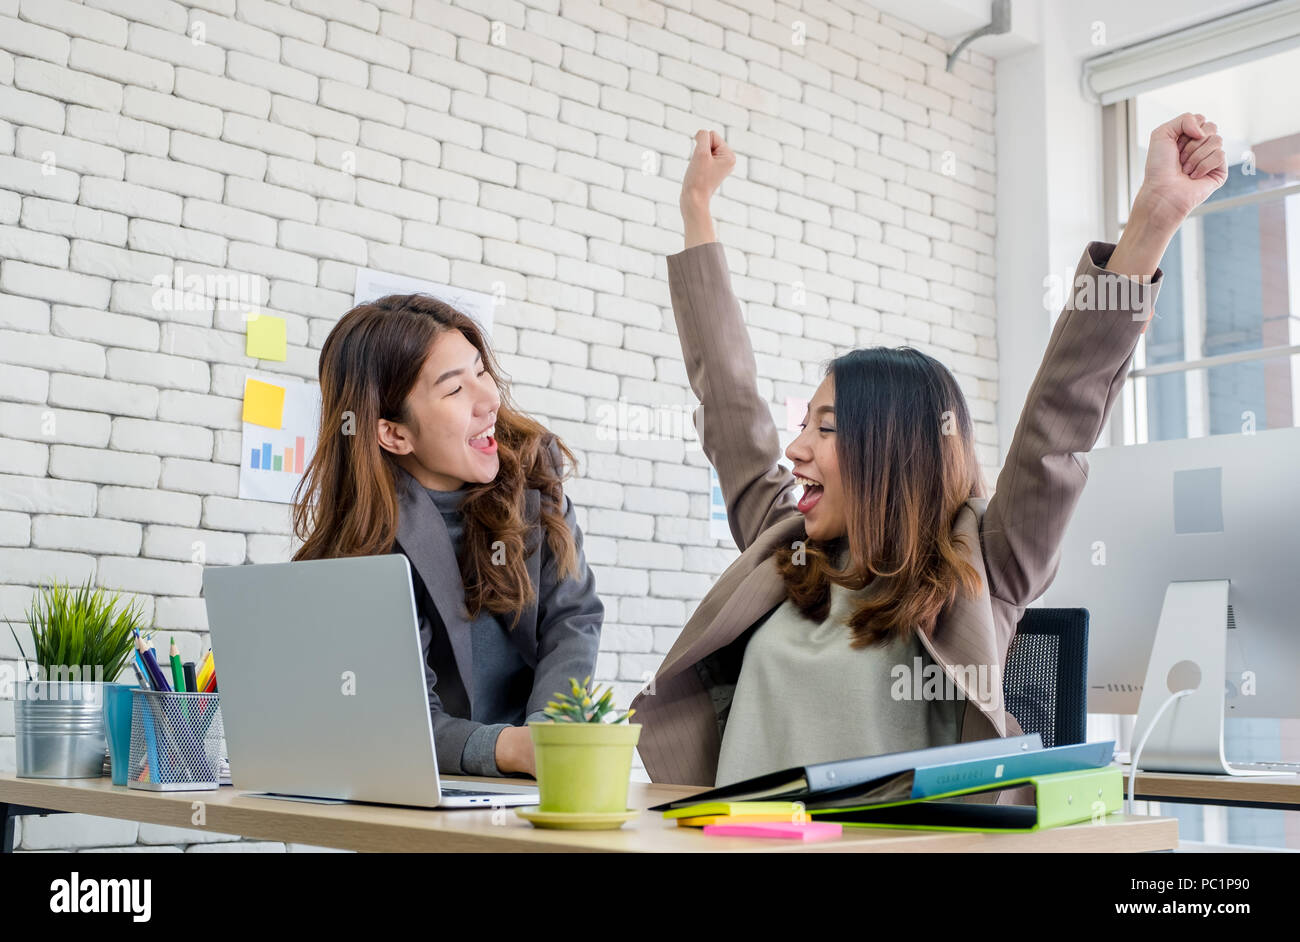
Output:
left=631, top=239, right=1162, bottom=801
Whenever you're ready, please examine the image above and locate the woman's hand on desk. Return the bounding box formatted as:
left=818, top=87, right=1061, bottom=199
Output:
left=680, top=129, right=735, bottom=248
left=494, top=725, right=536, bottom=777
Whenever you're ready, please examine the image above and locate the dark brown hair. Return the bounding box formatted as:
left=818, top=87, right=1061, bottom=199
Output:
left=773, top=347, right=986, bottom=647
left=291, top=294, right=578, bottom=627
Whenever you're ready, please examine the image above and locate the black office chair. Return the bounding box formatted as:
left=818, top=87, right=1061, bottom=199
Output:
left=1002, top=607, right=1089, bottom=748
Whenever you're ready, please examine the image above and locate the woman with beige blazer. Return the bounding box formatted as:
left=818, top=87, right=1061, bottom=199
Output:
left=631, top=115, right=1227, bottom=793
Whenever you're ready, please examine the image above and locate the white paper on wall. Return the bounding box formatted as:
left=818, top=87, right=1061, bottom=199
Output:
left=708, top=428, right=802, bottom=543
left=708, top=464, right=730, bottom=541
left=353, top=267, right=495, bottom=336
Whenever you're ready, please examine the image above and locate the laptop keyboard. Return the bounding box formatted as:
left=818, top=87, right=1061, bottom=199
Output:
left=440, top=786, right=534, bottom=797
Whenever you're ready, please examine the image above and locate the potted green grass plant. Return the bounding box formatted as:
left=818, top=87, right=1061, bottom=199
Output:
left=527, top=676, right=640, bottom=815
left=9, top=578, right=144, bottom=778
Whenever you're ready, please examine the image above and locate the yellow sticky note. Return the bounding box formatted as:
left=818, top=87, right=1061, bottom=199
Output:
left=243, top=378, right=285, bottom=429
left=246, top=313, right=287, bottom=361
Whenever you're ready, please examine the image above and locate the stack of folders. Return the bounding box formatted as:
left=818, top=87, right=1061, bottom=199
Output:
left=654, top=736, right=1123, bottom=835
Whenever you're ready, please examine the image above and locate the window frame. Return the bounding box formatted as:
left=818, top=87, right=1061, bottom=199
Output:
left=1105, top=98, right=1300, bottom=446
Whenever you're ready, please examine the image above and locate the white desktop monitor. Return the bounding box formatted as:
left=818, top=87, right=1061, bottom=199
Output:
left=1042, top=425, right=1300, bottom=721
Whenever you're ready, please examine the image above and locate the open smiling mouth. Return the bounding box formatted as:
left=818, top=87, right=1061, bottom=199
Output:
left=795, top=474, right=822, bottom=513
left=469, top=424, right=497, bottom=454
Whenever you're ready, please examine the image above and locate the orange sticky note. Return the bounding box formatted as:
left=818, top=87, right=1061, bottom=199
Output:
left=246, top=313, right=287, bottom=361
left=243, top=378, right=285, bottom=429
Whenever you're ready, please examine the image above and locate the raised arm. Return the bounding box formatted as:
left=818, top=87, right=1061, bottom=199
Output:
left=981, top=113, right=1227, bottom=605
left=670, top=130, right=801, bottom=551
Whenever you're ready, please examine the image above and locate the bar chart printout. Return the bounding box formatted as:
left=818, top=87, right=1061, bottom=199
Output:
left=238, top=375, right=322, bottom=504
left=250, top=436, right=306, bottom=473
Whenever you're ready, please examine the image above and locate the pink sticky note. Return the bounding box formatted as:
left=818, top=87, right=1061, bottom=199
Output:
left=703, top=821, right=843, bottom=842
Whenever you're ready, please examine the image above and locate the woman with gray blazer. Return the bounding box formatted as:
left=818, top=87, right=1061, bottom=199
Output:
left=293, top=294, right=603, bottom=779
left=632, top=116, right=1226, bottom=789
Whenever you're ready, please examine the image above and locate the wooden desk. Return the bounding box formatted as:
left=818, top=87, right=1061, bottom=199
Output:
left=1, top=772, right=1178, bottom=852
left=1121, top=764, right=1300, bottom=810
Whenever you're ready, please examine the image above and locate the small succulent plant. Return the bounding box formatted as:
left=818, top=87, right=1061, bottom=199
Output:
left=542, top=675, right=635, bottom=723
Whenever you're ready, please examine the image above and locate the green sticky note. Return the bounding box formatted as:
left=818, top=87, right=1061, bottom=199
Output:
left=246, top=313, right=287, bottom=361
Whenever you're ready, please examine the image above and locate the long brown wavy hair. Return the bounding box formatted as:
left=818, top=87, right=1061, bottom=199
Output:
left=291, top=294, right=578, bottom=628
left=773, top=347, right=986, bottom=647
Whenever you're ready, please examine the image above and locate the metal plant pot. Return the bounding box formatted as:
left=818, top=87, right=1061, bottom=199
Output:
left=15, top=681, right=109, bottom=779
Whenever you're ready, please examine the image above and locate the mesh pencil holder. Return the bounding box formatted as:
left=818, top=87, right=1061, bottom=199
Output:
left=128, top=690, right=224, bottom=791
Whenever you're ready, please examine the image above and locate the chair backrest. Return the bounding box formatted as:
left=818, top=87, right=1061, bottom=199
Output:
left=1003, top=607, right=1089, bottom=747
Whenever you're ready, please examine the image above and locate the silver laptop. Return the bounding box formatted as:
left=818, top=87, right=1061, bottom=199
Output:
left=202, top=554, right=539, bottom=809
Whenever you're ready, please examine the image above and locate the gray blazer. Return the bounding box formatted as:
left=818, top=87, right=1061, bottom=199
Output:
left=393, top=440, right=603, bottom=775
left=631, top=239, right=1163, bottom=800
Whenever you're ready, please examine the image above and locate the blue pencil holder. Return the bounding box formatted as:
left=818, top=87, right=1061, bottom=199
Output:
left=127, top=690, right=223, bottom=791
left=103, top=682, right=138, bottom=786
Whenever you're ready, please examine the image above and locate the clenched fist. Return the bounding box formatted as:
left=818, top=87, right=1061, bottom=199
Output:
left=681, top=129, right=736, bottom=211
left=1135, top=113, right=1228, bottom=230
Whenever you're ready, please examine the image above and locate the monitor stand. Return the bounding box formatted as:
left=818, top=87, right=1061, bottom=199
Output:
left=1133, top=580, right=1288, bottom=776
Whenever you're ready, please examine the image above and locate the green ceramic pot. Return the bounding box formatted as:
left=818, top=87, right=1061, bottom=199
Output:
left=528, top=721, right=641, bottom=813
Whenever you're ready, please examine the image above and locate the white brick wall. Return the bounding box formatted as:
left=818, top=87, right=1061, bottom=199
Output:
left=0, top=0, right=997, bottom=852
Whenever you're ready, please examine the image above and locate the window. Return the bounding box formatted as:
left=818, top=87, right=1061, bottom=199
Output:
left=1091, top=36, right=1300, bottom=851
left=1108, top=46, right=1300, bottom=446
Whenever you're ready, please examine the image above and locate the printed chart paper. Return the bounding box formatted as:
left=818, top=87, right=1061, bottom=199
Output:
left=709, top=465, right=730, bottom=541
left=708, top=407, right=803, bottom=543
left=239, top=373, right=322, bottom=505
